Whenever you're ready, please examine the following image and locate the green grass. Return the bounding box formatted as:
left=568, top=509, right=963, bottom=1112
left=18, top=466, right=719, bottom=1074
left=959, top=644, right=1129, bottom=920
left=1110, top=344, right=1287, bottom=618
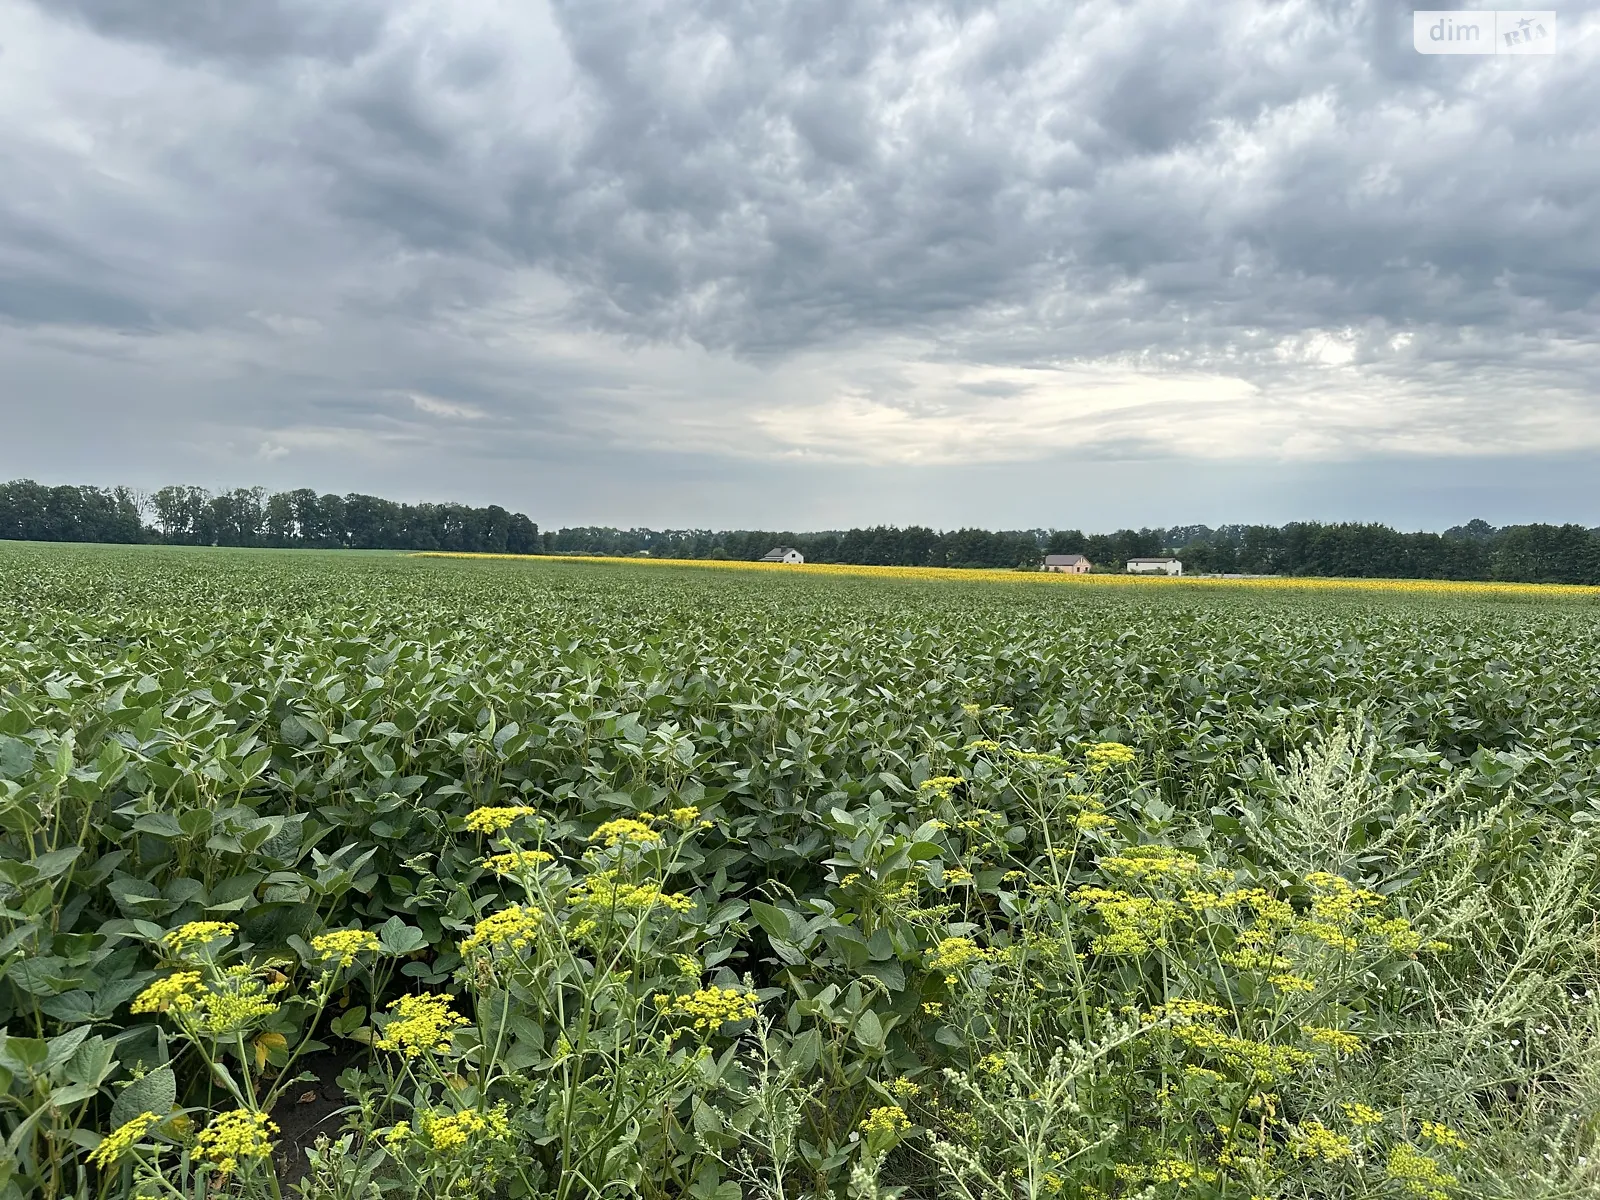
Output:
left=0, top=542, right=1596, bottom=1200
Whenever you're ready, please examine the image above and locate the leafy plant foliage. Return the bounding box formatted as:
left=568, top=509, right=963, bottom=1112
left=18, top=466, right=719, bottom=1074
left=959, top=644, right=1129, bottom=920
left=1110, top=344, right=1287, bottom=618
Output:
left=0, top=544, right=1596, bottom=1199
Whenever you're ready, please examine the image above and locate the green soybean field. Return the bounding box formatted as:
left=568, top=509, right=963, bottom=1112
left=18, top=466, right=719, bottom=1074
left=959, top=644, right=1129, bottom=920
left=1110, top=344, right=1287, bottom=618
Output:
left=0, top=542, right=1597, bottom=1200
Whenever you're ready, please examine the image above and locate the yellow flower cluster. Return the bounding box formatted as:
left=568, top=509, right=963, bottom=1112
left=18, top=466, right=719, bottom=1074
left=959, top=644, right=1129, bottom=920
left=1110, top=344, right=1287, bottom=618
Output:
left=1148, top=1159, right=1203, bottom=1185
left=975, top=1052, right=1008, bottom=1075
left=941, top=867, right=975, bottom=886
left=482, top=849, right=555, bottom=875
left=163, top=921, right=237, bottom=956
left=1344, top=1103, right=1385, bottom=1127
left=919, top=776, right=965, bottom=800
left=192, top=967, right=284, bottom=1035
left=1290, top=1119, right=1355, bottom=1161
left=662, top=806, right=702, bottom=827
left=460, top=904, right=543, bottom=955
left=375, top=993, right=470, bottom=1058
left=1168, top=1024, right=1314, bottom=1082
left=1387, top=1144, right=1456, bottom=1199
left=1420, top=1121, right=1468, bottom=1150
left=194, top=1109, right=277, bottom=1177
left=462, top=806, right=538, bottom=834
left=1301, top=1025, right=1364, bottom=1056
left=419, top=1104, right=511, bottom=1154
left=1074, top=812, right=1118, bottom=832
left=131, top=971, right=205, bottom=1015
left=1098, top=847, right=1205, bottom=883
left=88, top=1111, right=158, bottom=1170
left=1141, top=999, right=1228, bottom=1024
left=1298, top=920, right=1359, bottom=953
left=890, top=1077, right=921, bottom=1099
left=654, top=985, right=758, bottom=1032
left=859, top=1106, right=911, bottom=1137
left=570, top=868, right=693, bottom=915
left=589, top=818, right=663, bottom=848
left=926, top=936, right=989, bottom=980
left=1306, top=873, right=1384, bottom=918
left=1073, top=887, right=1185, bottom=955
left=1008, top=748, right=1076, bottom=771
left=1085, top=741, right=1136, bottom=772
left=1268, top=972, right=1317, bottom=993
left=312, top=928, right=381, bottom=966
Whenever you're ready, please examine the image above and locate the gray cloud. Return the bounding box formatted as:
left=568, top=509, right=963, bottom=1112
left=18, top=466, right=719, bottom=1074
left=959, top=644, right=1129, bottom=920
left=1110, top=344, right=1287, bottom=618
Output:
left=43, top=0, right=389, bottom=61
left=2, top=0, right=1599, bottom=525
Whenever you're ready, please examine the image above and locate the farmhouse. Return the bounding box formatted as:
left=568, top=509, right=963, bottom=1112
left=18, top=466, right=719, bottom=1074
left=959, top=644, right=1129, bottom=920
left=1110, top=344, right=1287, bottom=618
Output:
left=1127, top=557, right=1183, bottom=576
left=1043, top=553, right=1091, bottom=574
left=760, top=546, right=805, bottom=565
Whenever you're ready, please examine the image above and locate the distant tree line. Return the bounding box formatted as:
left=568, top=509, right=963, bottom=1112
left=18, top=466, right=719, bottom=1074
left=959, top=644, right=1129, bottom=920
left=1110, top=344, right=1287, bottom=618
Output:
left=4, top=478, right=1600, bottom=584
left=0, top=480, right=539, bottom=553
left=542, top=520, right=1600, bottom=584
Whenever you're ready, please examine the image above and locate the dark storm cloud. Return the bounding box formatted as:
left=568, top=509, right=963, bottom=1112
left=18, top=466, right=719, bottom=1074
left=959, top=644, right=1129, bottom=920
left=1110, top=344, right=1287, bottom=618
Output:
left=42, top=0, right=389, bottom=61
left=2, top=0, right=1600, bottom=512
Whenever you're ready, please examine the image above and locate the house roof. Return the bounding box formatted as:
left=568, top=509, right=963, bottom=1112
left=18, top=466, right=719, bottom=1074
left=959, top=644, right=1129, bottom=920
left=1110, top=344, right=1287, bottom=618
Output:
left=1127, top=557, right=1181, bottom=563
left=760, top=546, right=798, bottom=559
left=1044, top=554, right=1087, bottom=565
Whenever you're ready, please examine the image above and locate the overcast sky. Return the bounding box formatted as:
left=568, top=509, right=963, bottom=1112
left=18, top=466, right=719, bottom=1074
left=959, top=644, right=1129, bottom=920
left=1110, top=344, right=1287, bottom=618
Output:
left=1, top=0, right=1597, bottom=531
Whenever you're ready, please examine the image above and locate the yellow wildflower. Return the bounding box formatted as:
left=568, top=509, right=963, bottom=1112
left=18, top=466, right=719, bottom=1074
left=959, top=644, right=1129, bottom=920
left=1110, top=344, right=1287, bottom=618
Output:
left=1302, top=1025, right=1364, bottom=1055
left=890, top=1077, right=921, bottom=1099
left=1298, top=920, right=1359, bottom=953
left=859, top=1105, right=910, bottom=1137
left=941, top=867, right=975, bottom=886
left=88, top=1112, right=158, bottom=1170
left=1085, top=741, right=1136, bottom=772
left=192, top=967, right=283, bottom=1035
left=311, top=929, right=381, bottom=967
left=1073, top=886, right=1186, bottom=955
left=482, top=849, right=554, bottom=875
left=1290, top=1119, right=1354, bottom=1161
left=193, top=1109, right=277, bottom=1177
left=1268, top=973, right=1317, bottom=993
left=163, top=922, right=237, bottom=956
left=1098, top=846, right=1203, bottom=882
left=569, top=868, right=692, bottom=915
left=1149, top=1159, right=1197, bottom=1184
left=654, top=986, right=757, bottom=1033
left=662, top=806, right=702, bottom=827
left=588, top=818, right=662, bottom=848
left=1142, top=999, right=1228, bottom=1024
left=926, top=937, right=987, bottom=979
left=382, top=1122, right=411, bottom=1146
left=462, top=806, right=538, bottom=834
left=130, top=971, right=204, bottom=1015
left=1420, top=1121, right=1468, bottom=1150
left=375, top=993, right=470, bottom=1058
left=920, top=776, right=964, bottom=800
left=1074, top=812, right=1117, bottom=832
left=460, top=904, right=543, bottom=956
left=976, top=1053, right=1008, bottom=1075
left=419, top=1105, right=510, bottom=1154
left=1344, top=1103, right=1385, bottom=1127
left=1387, top=1144, right=1456, bottom=1199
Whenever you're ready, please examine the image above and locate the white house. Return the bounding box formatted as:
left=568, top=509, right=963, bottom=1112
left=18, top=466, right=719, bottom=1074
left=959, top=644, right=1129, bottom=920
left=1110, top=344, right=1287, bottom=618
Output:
left=760, top=546, right=805, bottom=565
left=1127, top=557, right=1183, bottom=576
left=1042, top=554, right=1091, bottom=574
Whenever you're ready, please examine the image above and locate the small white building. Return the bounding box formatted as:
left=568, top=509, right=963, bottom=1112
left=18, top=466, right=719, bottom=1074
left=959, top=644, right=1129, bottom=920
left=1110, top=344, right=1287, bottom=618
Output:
left=1043, top=554, right=1091, bottom=574
left=760, top=546, right=805, bottom=565
left=1127, top=557, right=1183, bottom=576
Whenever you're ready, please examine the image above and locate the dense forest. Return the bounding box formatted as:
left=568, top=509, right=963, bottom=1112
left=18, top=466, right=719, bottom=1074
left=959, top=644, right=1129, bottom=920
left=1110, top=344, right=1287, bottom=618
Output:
left=4, top=478, right=1600, bottom=583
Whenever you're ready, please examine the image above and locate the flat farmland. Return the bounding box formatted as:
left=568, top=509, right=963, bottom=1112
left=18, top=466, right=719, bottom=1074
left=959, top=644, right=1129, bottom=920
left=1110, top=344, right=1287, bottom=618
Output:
left=1, top=543, right=1596, bottom=1199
